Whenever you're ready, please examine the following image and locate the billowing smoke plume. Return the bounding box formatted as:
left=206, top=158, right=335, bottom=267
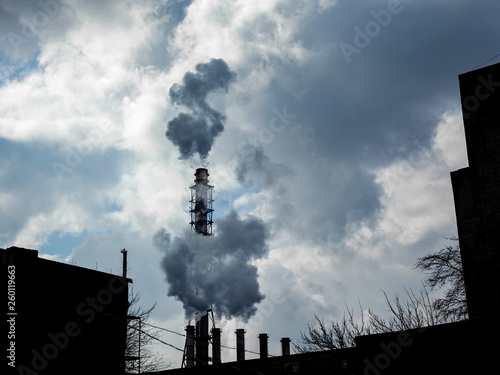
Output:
left=236, top=146, right=292, bottom=188
left=154, top=211, right=268, bottom=321
left=166, top=58, right=236, bottom=159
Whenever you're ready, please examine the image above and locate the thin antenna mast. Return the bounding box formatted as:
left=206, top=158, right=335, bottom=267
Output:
left=121, top=248, right=127, bottom=278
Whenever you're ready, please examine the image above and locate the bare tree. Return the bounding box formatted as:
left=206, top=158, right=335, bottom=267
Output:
left=367, top=287, right=448, bottom=333
left=126, top=289, right=170, bottom=373
left=293, top=303, right=370, bottom=353
left=414, top=238, right=467, bottom=321
left=294, top=238, right=468, bottom=353
left=293, top=288, right=444, bottom=353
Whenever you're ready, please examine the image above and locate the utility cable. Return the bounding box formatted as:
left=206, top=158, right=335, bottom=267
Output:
left=104, top=312, right=186, bottom=354
left=140, top=321, right=186, bottom=337
left=472, top=52, right=500, bottom=70
left=219, top=342, right=277, bottom=358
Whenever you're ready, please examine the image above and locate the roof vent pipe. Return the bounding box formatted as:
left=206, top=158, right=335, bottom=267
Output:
left=259, top=333, right=269, bottom=359
left=235, top=329, right=245, bottom=361
left=281, top=337, right=291, bottom=356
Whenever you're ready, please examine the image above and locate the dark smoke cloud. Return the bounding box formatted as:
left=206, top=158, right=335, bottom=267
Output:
left=166, top=58, right=236, bottom=159
left=154, top=210, right=268, bottom=321
left=236, top=146, right=292, bottom=188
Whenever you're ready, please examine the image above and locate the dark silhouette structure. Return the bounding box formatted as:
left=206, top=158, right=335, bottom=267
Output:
left=195, top=313, right=209, bottom=366
left=182, top=312, right=219, bottom=368
left=145, top=320, right=498, bottom=375
left=451, top=61, right=500, bottom=320
left=1, top=247, right=129, bottom=375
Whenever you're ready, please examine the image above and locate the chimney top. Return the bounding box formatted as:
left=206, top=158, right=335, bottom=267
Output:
left=281, top=337, right=291, bottom=356
left=194, top=168, right=209, bottom=182
left=259, top=333, right=269, bottom=359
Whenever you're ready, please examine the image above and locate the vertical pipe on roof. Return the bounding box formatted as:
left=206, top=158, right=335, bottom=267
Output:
left=281, top=337, right=291, bottom=356
left=235, top=329, right=245, bottom=361
left=259, top=333, right=269, bottom=359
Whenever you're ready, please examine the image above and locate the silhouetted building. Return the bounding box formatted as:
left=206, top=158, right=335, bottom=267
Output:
left=1, top=247, right=129, bottom=375
left=148, top=339, right=356, bottom=375
left=451, top=61, right=500, bottom=320
left=147, top=321, right=499, bottom=375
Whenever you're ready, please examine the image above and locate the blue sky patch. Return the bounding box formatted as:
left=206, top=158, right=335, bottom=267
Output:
left=40, top=230, right=89, bottom=257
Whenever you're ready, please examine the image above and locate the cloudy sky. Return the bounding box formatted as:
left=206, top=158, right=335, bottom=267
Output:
left=1, top=0, right=498, bottom=368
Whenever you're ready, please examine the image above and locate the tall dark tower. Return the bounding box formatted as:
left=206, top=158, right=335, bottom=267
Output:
left=190, top=168, right=214, bottom=236
left=195, top=313, right=209, bottom=366
left=451, top=62, right=500, bottom=320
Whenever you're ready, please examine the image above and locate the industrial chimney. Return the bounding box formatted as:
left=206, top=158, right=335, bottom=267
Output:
left=235, top=329, right=245, bottom=361
left=259, top=333, right=269, bottom=359
left=212, top=328, right=221, bottom=365
left=195, top=313, right=209, bottom=366
left=185, top=325, right=195, bottom=367
left=190, top=168, right=214, bottom=236
left=281, top=337, right=291, bottom=356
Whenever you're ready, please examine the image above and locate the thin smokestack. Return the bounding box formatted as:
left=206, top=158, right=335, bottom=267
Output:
left=212, top=328, right=221, bottom=365
left=185, top=325, right=195, bottom=367
left=196, top=314, right=209, bottom=366
left=281, top=337, right=291, bottom=356
left=235, top=329, right=245, bottom=362
left=190, top=168, right=213, bottom=236
left=259, top=333, right=269, bottom=359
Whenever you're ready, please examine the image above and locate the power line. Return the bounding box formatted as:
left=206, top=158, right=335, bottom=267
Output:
left=127, top=318, right=184, bottom=353
left=219, top=342, right=277, bottom=358
left=140, top=321, right=186, bottom=337
left=129, top=317, right=278, bottom=373
left=103, top=312, right=186, bottom=353
left=105, top=311, right=269, bottom=373
left=472, top=52, right=500, bottom=70
left=138, top=318, right=279, bottom=359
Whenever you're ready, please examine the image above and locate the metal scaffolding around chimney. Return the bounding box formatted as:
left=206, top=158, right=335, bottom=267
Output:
left=189, top=168, right=214, bottom=236
left=182, top=309, right=219, bottom=368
